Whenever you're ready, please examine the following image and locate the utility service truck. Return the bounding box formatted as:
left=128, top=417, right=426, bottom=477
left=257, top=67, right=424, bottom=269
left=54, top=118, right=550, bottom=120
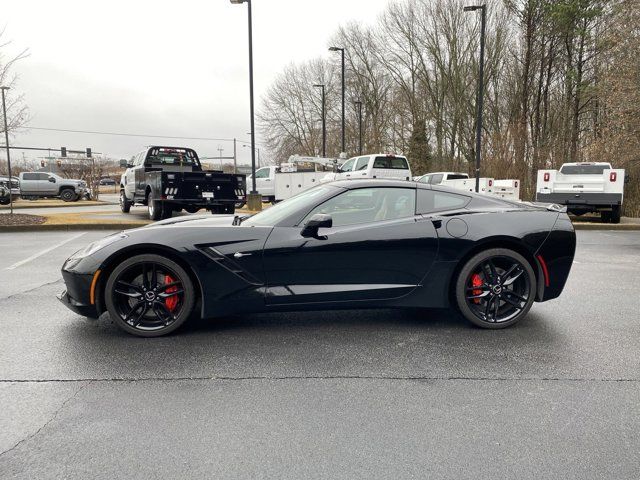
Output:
left=416, top=172, right=521, bottom=201
left=536, top=162, right=626, bottom=223
left=119, top=146, right=246, bottom=220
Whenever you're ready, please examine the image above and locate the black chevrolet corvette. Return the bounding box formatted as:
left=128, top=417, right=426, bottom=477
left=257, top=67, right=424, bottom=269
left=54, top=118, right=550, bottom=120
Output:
left=60, top=180, right=576, bottom=337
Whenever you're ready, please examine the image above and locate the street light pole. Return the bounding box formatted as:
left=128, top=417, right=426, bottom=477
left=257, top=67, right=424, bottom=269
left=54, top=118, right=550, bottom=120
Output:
left=329, top=46, right=346, bottom=155
left=354, top=100, right=363, bottom=155
left=464, top=4, right=487, bottom=193
left=313, top=84, right=326, bottom=157
left=1, top=86, right=13, bottom=214
left=231, top=0, right=261, bottom=210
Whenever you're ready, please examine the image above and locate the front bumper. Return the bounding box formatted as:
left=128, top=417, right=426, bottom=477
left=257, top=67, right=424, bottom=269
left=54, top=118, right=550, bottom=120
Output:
left=58, top=289, right=99, bottom=318
left=59, top=268, right=99, bottom=318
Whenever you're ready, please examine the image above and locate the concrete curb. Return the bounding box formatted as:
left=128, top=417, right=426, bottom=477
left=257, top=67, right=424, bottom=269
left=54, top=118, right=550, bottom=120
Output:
left=0, top=223, right=147, bottom=232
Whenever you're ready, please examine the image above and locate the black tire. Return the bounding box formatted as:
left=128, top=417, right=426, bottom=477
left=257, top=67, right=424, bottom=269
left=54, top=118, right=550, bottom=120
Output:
left=184, top=206, right=199, bottom=214
left=119, top=190, right=131, bottom=213
left=600, top=210, right=611, bottom=223
left=104, top=254, right=196, bottom=337
left=455, top=248, right=536, bottom=329
left=610, top=205, right=621, bottom=224
left=147, top=191, right=162, bottom=221
left=60, top=188, right=77, bottom=202
left=161, top=206, right=173, bottom=220
left=0, top=196, right=9, bottom=205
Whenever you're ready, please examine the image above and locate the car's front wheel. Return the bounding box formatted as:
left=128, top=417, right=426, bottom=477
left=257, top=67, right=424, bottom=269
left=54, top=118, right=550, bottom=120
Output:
left=60, top=188, right=77, bottom=202
left=455, top=248, right=536, bottom=329
left=104, top=254, right=196, bottom=337
left=120, top=190, right=131, bottom=213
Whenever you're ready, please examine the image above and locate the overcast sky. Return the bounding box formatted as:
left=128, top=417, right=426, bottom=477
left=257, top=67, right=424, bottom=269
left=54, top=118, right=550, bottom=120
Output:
left=2, top=0, right=392, bottom=165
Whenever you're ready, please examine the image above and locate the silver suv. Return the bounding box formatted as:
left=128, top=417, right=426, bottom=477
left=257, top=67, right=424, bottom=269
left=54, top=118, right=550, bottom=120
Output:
left=19, top=172, right=88, bottom=202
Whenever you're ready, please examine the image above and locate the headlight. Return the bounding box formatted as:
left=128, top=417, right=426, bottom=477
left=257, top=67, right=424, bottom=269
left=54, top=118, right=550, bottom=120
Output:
left=68, top=233, right=128, bottom=260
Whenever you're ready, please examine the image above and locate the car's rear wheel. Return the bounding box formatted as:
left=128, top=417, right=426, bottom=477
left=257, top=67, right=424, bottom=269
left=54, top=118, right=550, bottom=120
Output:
left=104, top=254, right=195, bottom=337
left=148, top=192, right=162, bottom=220
left=455, top=248, right=535, bottom=329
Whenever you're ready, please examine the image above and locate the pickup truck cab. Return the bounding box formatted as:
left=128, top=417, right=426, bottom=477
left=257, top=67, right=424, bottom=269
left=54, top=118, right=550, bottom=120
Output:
left=536, top=162, right=626, bottom=223
left=322, top=153, right=412, bottom=183
left=18, top=172, right=87, bottom=202
left=120, top=146, right=246, bottom=220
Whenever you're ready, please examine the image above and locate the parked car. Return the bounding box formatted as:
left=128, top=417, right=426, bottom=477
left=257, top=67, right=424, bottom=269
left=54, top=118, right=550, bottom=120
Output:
left=18, top=172, right=87, bottom=202
left=321, top=153, right=412, bottom=183
left=0, top=175, right=20, bottom=204
left=536, top=162, right=627, bottom=223
left=0, top=184, right=9, bottom=205
left=119, top=146, right=246, bottom=220
left=99, top=177, right=116, bottom=186
left=59, top=179, right=576, bottom=337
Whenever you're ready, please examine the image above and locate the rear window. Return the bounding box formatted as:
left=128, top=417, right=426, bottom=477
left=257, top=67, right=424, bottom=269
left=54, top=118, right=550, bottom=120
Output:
left=372, top=156, right=409, bottom=169
left=447, top=174, right=469, bottom=180
left=560, top=164, right=609, bottom=175
left=146, top=148, right=198, bottom=166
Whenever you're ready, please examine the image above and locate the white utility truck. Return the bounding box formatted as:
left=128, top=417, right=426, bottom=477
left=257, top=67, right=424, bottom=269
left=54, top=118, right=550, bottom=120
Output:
left=536, top=162, right=626, bottom=223
left=416, top=172, right=521, bottom=200
left=321, top=153, right=412, bottom=183
left=248, top=156, right=336, bottom=203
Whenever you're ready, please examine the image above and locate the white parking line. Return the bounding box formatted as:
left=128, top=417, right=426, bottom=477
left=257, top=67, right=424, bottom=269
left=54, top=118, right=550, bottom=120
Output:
left=5, top=232, right=86, bottom=270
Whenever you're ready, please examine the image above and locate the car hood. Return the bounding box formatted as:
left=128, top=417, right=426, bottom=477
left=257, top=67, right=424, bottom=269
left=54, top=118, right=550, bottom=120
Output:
left=140, top=214, right=237, bottom=230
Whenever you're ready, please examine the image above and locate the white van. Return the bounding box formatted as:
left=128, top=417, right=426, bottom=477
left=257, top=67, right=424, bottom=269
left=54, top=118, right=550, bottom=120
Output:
left=322, top=154, right=412, bottom=183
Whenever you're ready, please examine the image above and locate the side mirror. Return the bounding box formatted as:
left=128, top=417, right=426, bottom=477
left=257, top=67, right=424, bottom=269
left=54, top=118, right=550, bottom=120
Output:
left=48, top=177, right=56, bottom=183
left=120, top=159, right=131, bottom=168
left=301, top=213, right=332, bottom=238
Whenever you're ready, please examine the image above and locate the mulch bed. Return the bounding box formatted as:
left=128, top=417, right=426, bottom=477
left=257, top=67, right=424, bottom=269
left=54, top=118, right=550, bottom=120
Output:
left=0, top=213, right=47, bottom=226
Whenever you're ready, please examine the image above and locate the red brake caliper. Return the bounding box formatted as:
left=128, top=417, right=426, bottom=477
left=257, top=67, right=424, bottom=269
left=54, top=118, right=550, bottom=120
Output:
left=471, top=273, right=483, bottom=304
left=164, top=274, right=179, bottom=312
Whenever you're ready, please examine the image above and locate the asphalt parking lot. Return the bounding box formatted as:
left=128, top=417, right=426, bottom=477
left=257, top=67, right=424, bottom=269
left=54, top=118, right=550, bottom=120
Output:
left=0, top=229, right=639, bottom=479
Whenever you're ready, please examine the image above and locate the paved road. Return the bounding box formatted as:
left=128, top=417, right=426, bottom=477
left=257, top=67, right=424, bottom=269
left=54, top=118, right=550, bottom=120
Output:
left=0, top=230, right=638, bottom=479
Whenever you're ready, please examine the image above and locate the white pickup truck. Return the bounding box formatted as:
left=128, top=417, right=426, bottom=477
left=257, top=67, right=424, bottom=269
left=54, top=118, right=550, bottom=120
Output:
left=248, top=156, right=336, bottom=203
left=536, top=162, right=626, bottom=223
left=416, top=172, right=521, bottom=200
left=321, top=153, right=412, bottom=183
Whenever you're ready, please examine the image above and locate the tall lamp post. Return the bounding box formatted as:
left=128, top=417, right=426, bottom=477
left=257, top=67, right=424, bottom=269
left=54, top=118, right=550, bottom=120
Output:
left=313, top=84, right=326, bottom=157
left=230, top=0, right=261, bottom=210
left=354, top=100, right=363, bottom=155
left=242, top=144, right=261, bottom=167
left=1, top=86, right=13, bottom=214
left=464, top=4, right=486, bottom=193
left=329, top=46, right=346, bottom=155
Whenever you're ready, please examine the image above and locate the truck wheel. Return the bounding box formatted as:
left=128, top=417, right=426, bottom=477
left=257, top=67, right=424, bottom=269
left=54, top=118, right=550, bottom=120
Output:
left=161, top=207, right=173, bottom=220
left=60, top=189, right=77, bottom=202
left=610, top=205, right=621, bottom=224
left=184, top=206, right=199, bottom=214
left=120, top=190, right=132, bottom=213
left=600, top=211, right=612, bottom=223
left=147, top=192, right=163, bottom=221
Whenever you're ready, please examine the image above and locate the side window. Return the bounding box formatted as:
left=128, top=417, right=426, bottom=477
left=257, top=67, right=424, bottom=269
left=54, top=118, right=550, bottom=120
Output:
left=254, top=168, right=270, bottom=179
left=354, top=156, right=369, bottom=171
left=38, top=173, right=51, bottom=181
left=418, top=175, right=431, bottom=184
left=339, top=158, right=355, bottom=172
left=23, top=173, right=38, bottom=180
left=304, top=187, right=416, bottom=227
left=416, top=189, right=469, bottom=214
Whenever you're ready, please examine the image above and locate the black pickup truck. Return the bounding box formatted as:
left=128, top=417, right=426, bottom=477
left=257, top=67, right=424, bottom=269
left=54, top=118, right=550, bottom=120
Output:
left=119, top=146, right=246, bottom=220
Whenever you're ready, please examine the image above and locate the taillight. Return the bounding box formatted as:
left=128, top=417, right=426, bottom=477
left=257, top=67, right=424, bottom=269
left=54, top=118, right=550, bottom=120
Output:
left=610, top=172, right=617, bottom=182
left=543, top=172, right=550, bottom=182
left=515, top=181, right=518, bottom=187
left=488, top=179, right=493, bottom=187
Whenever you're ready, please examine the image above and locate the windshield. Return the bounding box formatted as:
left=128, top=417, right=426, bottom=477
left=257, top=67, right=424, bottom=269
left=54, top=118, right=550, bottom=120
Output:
left=560, top=164, right=609, bottom=175
left=243, top=185, right=336, bottom=227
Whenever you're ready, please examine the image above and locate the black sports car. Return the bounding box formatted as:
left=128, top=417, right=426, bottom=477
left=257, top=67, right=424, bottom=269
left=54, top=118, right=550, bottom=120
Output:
left=59, top=180, right=576, bottom=337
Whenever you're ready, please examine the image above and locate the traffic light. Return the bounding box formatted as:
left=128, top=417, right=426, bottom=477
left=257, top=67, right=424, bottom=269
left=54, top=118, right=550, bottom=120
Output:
left=61, top=147, right=67, bottom=157
left=86, top=148, right=92, bottom=158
